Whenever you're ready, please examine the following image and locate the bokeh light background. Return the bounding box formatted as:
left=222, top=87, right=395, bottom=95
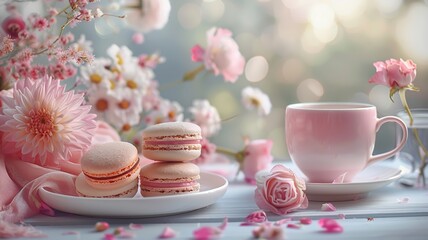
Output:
left=13, top=0, right=428, bottom=159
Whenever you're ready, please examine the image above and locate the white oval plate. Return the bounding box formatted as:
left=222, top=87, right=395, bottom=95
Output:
left=39, top=172, right=228, bottom=217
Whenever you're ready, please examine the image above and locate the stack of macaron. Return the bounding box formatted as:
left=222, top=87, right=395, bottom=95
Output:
left=140, top=122, right=202, bottom=197
left=75, top=141, right=141, bottom=198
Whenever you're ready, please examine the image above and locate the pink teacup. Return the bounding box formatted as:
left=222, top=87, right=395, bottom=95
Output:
left=285, top=102, right=408, bottom=183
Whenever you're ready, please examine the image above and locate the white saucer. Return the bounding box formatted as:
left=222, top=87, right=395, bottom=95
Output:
left=304, top=164, right=403, bottom=201
left=258, top=163, right=404, bottom=202
left=39, top=172, right=228, bottom=217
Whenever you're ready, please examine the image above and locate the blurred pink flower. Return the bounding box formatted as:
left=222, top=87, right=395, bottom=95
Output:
left=369, top=58, right=416, bottom=88
left=252, top=222, right=283, bottom=240
left=2, top=15, right=26, bottom=39
left=192, top=138, right=217, bottom=165
left=188, top=99, right=221, bottom=137
left=132, top=32, right=144, bottom=44
left=124, top=0, right=171, bottom=33
left=318, top=218, right=343, bottom=233
left=193, top=217, right=227, bottom=240
left=0, top=76, right=96, bottom=168
left=193, top=28, right=245, bottom=83
left=243, top=139, right=273, bottom=184
left=255, top=165, right=308, bottom=215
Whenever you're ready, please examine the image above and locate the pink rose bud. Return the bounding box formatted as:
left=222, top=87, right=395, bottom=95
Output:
left=254, top=165, right=308, bottom=215
left=369, top=58, right=416, bottom=89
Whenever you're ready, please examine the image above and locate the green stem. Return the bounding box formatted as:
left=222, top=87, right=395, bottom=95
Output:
left=399, top=88, right=428, bottom=186
left=215, top=146, right=239, bottom=159
left=182, top=64, right=205, bottom=81
left=398, top=88, right=414, bottom=125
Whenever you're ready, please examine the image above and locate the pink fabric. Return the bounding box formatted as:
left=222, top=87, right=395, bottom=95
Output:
left=0, top=120, right=120, bottom=237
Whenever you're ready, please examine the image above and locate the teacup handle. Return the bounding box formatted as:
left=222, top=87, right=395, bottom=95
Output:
left=367, top=116, right=408, bottom=165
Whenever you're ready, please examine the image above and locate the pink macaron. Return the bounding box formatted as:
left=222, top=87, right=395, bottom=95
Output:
left=75, top=173, right=138, bottom=198
left=142, top=122, right=202, bottom=162
left=139, top=162, right=200, bottom=197
left=80, top=141, right=140, bottom=190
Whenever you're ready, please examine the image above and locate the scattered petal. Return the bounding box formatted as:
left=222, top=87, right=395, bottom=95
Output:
left=104, top=233, right=116, bottom=240
left=286, top=223, right=301, bottom=229
left=318, top=218, right=343, bottom=233
left=299, top=217, right=312, bottom=225
left=274, top=218, right=292, bottom=226
left=338, top=214, right=346, bottom=219
left=367, top=217, right=375, bottom=221
left=95, top=222, right=110, bottom=232
left=219, top=217, right=228, bottom=231
left=252, top=223, right=284, bottom=240
left=129, top=223, right=144, bottom=230
left=114, top=227, right=125, bottom=235
left=193, top=226, right=222, bottom=240
left=243, top=210, right=268, bottom=225
left=332, top=173, right=347, bottom=183
left=321, top=203, right=336, bottom=211
left=159, top=226, right=177, bottom=239
left=397, top=197, right=409, bottom=204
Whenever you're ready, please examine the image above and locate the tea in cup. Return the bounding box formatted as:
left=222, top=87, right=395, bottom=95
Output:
left=285, top=102, right=407, bottom=183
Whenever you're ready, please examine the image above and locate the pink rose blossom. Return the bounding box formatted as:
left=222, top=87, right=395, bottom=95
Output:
left=1, top=15, right=26, bottom=39
left=199, top=28, right=245, bottom=83
left=318, top=218, right=343, bottom=233
left=255, top=165, right=308, bottom=215
left=243, top=139, right=273, bottom=184
left=369, top=58, right=416, bottom=88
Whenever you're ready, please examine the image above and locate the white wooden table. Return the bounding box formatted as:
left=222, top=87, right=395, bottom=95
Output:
left=17, top=162, right=428, bottom=239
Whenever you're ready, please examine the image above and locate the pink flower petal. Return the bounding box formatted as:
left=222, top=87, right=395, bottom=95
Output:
left=219, top=217, right=228, bottom=231
left=274, top=218, right=292, bottom=226
left=193, top=226, right=222, bottom=240
left=132, top=33, right=144, bottom=44
left=244, top=210, right=268, bottom=224
left=129, top=223, right=144, bottom=230
left=299, top=217, right=312, bottom=225
left=191, top=44, right=205, bottom=62
left=252, top=223, right=283, bottom=239
left=338, top=214, right=346, bottom=219
left=159, top=226, right=177, bottom=239
left=321, top=203, right=336, bottom=211
left=193, top=218, right=227, bottom=240
left=104, top=233, right=116, bottom=240
left=286, top=223, right=301, bottom=229
left=95, top=222, right=110, bottom=232
left=318, top=218, right=343, bottom=233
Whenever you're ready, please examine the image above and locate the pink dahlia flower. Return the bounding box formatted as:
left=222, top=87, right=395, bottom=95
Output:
left=0, top=76, right=97, bottom=168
